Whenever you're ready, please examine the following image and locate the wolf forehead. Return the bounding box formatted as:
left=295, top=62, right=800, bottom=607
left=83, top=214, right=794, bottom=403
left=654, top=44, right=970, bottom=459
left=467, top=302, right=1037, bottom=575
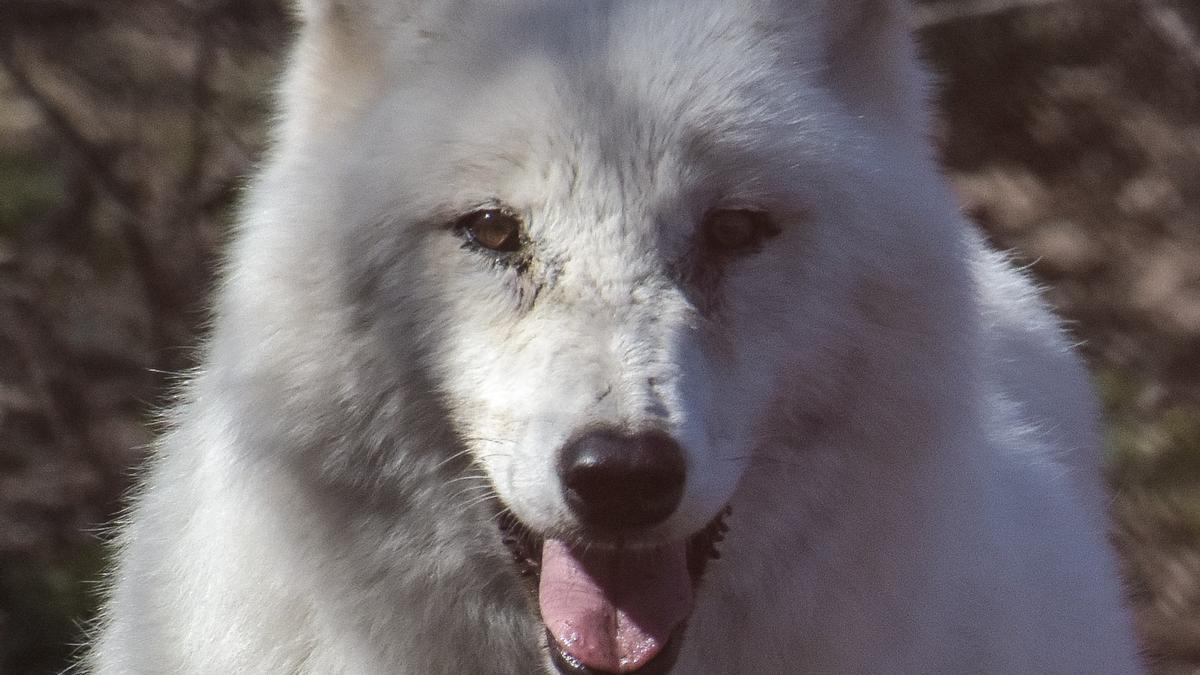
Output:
left=294, top=1, right=866, bottom=176
left=306, top=0, right=826, bottom=81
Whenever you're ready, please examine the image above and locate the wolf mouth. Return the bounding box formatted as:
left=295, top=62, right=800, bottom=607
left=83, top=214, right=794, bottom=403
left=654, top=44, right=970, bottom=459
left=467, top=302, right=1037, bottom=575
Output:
left=498, top=507, right=730, bottom=674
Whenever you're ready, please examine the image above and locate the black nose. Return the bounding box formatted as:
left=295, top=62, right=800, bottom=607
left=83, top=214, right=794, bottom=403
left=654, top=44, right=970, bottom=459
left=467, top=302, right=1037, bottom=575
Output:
left=559, top=428, right=686, bottom=530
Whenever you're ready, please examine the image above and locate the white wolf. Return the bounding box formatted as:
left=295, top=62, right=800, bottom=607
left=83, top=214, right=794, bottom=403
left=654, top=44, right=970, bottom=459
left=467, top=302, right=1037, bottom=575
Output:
left=89, top=1, right=1142, bottom=673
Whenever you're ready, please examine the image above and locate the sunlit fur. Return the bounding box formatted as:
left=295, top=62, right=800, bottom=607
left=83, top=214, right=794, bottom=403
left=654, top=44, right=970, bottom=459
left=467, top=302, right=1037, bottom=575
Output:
left=88, top=1, right=1142, bottom=672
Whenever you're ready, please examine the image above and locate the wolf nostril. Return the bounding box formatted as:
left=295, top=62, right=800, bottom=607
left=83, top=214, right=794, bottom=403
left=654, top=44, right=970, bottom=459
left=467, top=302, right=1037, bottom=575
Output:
left=559, top=428, right=686, bottom=530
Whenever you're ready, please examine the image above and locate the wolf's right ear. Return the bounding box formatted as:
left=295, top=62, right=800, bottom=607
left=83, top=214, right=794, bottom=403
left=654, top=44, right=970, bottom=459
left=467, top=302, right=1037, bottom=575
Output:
left=278, top=0, right=420, bottom=141
left=293, top=0, right=397, bottom=29
left=291, top=0, right=434, bottom=40
left=293, top=0, right=353, bottom=25
left=293, top=0, right=330, bottom=21
left=293, top=0, right=389, bottom=21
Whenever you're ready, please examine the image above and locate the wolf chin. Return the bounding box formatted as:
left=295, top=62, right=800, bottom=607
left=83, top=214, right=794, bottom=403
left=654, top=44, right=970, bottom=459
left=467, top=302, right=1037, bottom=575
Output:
left=89, top=1, right=1142, bottom=673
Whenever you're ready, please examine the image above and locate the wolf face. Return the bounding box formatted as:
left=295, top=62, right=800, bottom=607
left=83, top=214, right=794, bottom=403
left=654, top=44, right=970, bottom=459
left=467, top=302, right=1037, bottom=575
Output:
left=321, top=0, right=929, bottom=533
left=400, top=39, right=841, bottom=544
left=272, top=1, right=958, bottom=670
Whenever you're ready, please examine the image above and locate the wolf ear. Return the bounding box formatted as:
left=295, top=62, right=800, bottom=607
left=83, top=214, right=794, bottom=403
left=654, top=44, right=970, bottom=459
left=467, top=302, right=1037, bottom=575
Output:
left=293, top=0, right=357, bottom=25
left=293, top=0, right=330, bottom=20
left=292, top=0, right=413, bottom=30
left=278, top=0, right=413, bottom=141
left=818, top=0, right=931, bottom=143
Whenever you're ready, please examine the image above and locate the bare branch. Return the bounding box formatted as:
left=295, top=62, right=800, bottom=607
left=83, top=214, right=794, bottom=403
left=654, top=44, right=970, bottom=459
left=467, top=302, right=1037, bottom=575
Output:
left=180, top=7, right=216, bottom=200
left=913, top=0, right=1069, bottom=29
left=1138, top=0, right=1200, bottom=70
left=0, top=39, right=140, bottom=211
left=0, top=33, right=179, bottom=361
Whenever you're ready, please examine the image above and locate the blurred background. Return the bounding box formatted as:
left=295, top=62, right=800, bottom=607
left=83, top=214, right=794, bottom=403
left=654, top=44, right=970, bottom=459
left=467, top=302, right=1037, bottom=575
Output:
left=0, top=0, right=1197, bottom=672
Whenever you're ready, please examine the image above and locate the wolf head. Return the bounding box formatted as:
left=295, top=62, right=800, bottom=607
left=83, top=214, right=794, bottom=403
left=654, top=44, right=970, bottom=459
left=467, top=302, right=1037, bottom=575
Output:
left=268, top=0, right=948, bottom=534
left=226, top=1, right=968, bottom=670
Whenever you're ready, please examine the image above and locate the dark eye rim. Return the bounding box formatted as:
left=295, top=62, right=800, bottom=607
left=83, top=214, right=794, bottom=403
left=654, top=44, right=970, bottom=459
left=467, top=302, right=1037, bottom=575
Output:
left=455, top=207, right=524, bottom=254
left=700, top=208, right=781, bottom=254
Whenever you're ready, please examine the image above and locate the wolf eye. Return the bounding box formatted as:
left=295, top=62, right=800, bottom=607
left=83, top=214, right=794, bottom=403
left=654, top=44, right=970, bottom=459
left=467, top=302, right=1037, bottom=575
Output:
left=458, top=209, right=522, bottom=253
left=702, top=209, right=779, bottom=253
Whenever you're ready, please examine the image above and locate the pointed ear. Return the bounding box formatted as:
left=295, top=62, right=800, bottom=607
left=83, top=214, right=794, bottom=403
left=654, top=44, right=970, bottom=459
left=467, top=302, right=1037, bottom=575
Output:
left=278, top=0, right=406, bottom=140
left=819, top=0, right=931, bottom=143
left=289, top=0, right=435, bottom=46
left=292, top=0, right=330, bottom=21
left=281, top=0, right=455, bottom=141
left=292, top=0, right=400, bottom=25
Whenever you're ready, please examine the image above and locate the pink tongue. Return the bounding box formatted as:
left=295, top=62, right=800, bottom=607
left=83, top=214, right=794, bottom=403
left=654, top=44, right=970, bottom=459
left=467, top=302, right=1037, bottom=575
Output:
left=539, top=538, right=693, bottom=673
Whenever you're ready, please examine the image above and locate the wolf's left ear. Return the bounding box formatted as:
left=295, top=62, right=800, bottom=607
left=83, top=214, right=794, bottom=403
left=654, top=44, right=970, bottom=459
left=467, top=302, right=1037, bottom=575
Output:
left=817, top=0, right=931, bottom=143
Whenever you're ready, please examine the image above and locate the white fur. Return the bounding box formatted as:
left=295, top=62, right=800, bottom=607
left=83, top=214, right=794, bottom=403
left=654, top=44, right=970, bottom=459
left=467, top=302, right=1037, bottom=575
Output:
left=88, top=1, right=1143, bottom=672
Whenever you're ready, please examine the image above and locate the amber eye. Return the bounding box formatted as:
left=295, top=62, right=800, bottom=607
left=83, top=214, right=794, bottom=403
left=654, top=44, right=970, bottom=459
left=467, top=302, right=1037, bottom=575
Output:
left=458, top=209, right=522, bottom=253
left=702, top=209, right=779, bottom=253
